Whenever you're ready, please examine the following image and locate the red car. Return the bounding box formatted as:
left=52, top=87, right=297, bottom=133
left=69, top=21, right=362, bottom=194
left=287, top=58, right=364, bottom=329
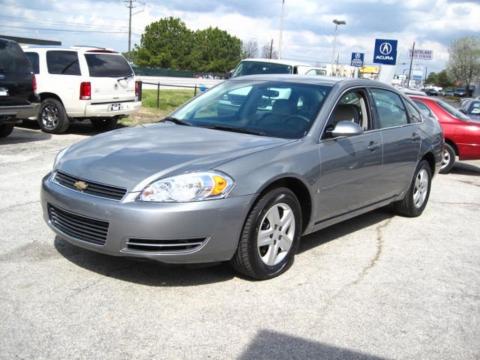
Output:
left=410, top=95, right=480, bottom=173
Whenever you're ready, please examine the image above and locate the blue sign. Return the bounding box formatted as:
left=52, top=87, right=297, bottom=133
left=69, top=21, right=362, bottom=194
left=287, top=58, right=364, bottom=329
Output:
left=351, top=52, right=364, bottom=67
left=373, top=39, right=398, bottom=65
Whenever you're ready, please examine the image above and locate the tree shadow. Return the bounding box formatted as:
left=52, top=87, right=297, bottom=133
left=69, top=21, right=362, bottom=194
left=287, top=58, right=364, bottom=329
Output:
left=0, top=126, right=51, bottom=144
left=53, top=236, right=235, bottom=287
left=450, top=161, right=480, bottom=176
left=239, top=330, right=387, bottom=360
left=298, top=208, right=393, bottom=254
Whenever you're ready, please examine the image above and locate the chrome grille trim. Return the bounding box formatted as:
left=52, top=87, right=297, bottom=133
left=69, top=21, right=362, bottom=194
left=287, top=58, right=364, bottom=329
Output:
left=48, top=204, right=109, bottom=246
left=126, top=238, right=207, bottom=252
left=54, top=171, right=127, bottom=201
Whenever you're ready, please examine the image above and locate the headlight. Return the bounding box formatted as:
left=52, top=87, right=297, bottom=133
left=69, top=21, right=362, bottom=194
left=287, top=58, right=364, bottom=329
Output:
left=138, top=172, right=234, bottom=202
left=53, top=147, right=69, bottom=169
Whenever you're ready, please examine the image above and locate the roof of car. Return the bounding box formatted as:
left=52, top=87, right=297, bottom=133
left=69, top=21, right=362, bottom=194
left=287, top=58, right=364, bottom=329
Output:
left=21, top=45, right=119, bottom=54
left=229, top=74, right=391, bottom=89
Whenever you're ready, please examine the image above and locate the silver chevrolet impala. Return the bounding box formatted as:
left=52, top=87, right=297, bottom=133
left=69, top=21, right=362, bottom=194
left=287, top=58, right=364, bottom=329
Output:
left=41, top=76, right=443, bottom=279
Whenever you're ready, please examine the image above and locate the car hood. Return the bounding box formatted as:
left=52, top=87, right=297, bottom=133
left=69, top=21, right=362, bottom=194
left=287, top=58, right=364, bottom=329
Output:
left=56, top=123, right=293, bottom=191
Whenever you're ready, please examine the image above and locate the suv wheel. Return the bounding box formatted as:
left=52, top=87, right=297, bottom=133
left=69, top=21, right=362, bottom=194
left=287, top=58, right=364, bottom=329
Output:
left=231, top=187, right=302, bottom=280
left=38, top=98, right=70, bottom=134
left=393, top=160, right=432, bottom=217
left=0, top=124, right=14, bottom=138
left=439, top=143, right=455, bottom=174
left=91, top=118, right=118, bottom=132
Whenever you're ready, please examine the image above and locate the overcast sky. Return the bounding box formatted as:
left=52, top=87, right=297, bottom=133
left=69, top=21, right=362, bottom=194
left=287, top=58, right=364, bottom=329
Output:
left=2, top=0, right=480, bottom=73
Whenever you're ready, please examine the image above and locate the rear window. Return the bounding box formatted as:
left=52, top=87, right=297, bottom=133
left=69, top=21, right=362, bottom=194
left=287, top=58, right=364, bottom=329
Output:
left=437, top=99, right=470, bottom=121
left=47, top=51, right=81, bottom=75
left=85, top=54, right=133, bottom=78
left=25, top=52, right=39, bottom=74
left=232, top=61, right=293, bottom=77
left=0, top=40, right=32, bottom=75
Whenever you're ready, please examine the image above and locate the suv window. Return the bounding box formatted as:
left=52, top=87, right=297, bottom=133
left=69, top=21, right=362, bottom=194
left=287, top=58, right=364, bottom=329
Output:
left=370, top=88, right=408, bottom=128
left=0, top=40, right=31, bottom=74
left=25, top=52, right=39, bottom=74
left=47, top=51, right=81, bottom=75
left=85, top=53, right=133, bottom=78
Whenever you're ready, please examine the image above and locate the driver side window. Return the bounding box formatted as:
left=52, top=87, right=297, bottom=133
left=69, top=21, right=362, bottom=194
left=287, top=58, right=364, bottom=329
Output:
left=326, top=89, right=370, bottom=136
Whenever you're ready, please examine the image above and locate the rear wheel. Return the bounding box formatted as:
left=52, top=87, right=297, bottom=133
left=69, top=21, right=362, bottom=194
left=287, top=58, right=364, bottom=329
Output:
left=91, top=118, right=118, bottom=132
left=231, top=187, right=302, bottom=280
left=393, top=160, right=432, bottom=217
left=0, top=124, right=14, bottom=138
left=38, top=98, right=70, bottom=134
left=439, top=143, right=455, bottom=174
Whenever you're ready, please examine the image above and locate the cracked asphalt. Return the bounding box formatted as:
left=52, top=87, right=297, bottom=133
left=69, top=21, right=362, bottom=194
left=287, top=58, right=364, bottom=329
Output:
left=1, top=125, right=480, bottom=360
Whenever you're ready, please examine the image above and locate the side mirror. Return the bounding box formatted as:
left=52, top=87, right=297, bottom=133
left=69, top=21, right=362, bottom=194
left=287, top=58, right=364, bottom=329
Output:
left=329, top=120, right=364, bottom=138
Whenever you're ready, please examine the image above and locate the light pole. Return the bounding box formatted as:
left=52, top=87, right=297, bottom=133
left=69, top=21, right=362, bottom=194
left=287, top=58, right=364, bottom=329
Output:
left=331, top=19, right=346, bottom=76
left=278, top=0, right=285, bottom=59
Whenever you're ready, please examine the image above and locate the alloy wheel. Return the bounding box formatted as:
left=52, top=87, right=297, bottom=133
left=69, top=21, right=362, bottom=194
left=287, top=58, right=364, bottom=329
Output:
left=257, top=203, right=295, bottom=266
left=41, top=104, right=60, bottom=130
left=413, top=168, right=429, bottom=208
left=441, top=148, right=450, bottom=170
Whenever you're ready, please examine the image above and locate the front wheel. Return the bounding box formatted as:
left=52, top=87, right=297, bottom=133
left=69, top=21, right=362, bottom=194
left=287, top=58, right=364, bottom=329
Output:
left=439, top=143, right=455, bottom=174
left=0, top=124, right=14, bottom=138
left=393, top=160, right=432, bottom=217
left=231, top=187, right=302, bottom=280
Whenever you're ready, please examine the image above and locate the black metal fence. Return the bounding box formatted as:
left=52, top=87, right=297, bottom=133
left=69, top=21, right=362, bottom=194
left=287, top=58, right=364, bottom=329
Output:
left=140, top=81, right=202, bottom=109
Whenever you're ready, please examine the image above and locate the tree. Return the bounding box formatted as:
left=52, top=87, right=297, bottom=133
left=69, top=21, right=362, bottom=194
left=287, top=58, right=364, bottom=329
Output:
left=448, top=36, right=480, bottom=94
left=425, top=72, right=438, bottom=85
left=191, top=27, right=242, bottom=73
left=242, top=40, right=259, bottom=58
left=132, top=17, right=194, bottom=69
left=437, top=70, right=453, bottom=88
left=261, top=40, right=278, bottom=59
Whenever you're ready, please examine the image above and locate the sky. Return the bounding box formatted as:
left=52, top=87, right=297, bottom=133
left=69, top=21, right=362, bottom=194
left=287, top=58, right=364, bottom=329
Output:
left=1, top=0, right=480, bottom=75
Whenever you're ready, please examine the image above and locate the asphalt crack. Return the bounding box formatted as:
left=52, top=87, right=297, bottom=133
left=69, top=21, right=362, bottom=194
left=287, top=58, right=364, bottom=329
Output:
left=0, top=200, right=40, bottom=214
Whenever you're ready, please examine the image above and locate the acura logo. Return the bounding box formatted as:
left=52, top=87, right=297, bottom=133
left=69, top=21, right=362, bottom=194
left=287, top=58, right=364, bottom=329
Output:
left=379, top=42, right=393, bottom=56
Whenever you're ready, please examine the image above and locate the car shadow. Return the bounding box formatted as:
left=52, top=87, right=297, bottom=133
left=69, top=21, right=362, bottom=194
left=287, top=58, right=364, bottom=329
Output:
left=54, top=236, right=235, bottom=286
left=18, top=119, right=128, bottom=136
left=53, top=208, right=394, bottom=286
left=239, top=330, right=385, bottom=360
left=0, top=126, right=51, bottom=144
left=298, top=208, right=393, bottom=254
left=450, top=161, right=480, bottom=176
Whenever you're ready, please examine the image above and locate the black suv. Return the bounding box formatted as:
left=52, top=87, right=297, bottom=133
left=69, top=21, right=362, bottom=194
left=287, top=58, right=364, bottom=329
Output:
left=0, top=38, right=39, bottom=138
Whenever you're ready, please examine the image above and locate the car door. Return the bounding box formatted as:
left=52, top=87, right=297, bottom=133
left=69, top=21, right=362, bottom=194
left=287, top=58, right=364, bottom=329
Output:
left=316, top=88, right=384, bottom=222
left=370, top=88, right=421, bottom=198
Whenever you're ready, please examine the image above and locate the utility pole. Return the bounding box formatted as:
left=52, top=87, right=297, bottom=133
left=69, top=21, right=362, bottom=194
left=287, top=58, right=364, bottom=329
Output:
left=269, top=39, right=274, bottom=59
left=125, top=0, right=142, bottom=53
left=278, top=0, right=285, bottom=59
left=407, top=41, right=415, bottom=88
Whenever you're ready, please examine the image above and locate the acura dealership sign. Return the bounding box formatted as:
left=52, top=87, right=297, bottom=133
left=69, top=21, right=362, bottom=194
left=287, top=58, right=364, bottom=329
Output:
left=373, top=39, right=398, bottom=65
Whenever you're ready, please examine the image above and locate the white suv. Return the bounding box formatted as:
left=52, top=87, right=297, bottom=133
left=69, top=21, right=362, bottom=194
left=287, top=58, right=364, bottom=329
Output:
left=23, top=46, right=141, bottom=133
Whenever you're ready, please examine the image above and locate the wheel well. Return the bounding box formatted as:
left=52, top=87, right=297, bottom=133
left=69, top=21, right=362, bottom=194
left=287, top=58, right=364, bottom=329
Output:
left=444, top=139, right=458, bottom=155
left=422, top=152, right=436, bottom=174
left=39, top=92, right=63, bottom=104
left=258, top=177, right=312, bottom=232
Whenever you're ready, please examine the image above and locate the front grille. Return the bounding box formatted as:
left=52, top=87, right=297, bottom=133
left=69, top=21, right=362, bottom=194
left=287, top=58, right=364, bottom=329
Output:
left=127, top=238, right=206, bottom=252
left=48, top=204, right=109, bottom=245
left=54, top=171, right=127, bottom=201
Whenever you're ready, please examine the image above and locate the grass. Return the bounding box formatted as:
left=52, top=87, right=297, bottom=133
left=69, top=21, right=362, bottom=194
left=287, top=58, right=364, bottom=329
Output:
left=119, top=89, right=195, bottom=127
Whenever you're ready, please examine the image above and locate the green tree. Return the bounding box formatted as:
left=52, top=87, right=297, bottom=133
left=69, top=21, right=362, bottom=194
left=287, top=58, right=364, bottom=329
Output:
left=425, top=72, right=438, bottom=85
left=448, top=36, right=480, bottom=93
left=191, top=27, right=242, bottom=73
left=437, top=70, right=453, bottom=88
left=132, top=17, right=194, bottom=69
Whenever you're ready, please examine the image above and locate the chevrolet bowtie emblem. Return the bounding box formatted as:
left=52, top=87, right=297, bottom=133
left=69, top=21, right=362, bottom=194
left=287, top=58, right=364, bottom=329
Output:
left=73, top=181, right=88, bottom=191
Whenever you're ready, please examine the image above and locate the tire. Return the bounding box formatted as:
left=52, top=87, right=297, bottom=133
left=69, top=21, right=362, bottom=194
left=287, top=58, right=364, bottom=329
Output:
left=393, top=160, right=432, bottom=217
left=91, top=118, right=118, bottom=132
left=0, top=124, right=14, bottom=138
left=231, top=187, right=302, bottom=280
left=439, top=143, right=455, bottom=174
left=38, top=98, right=70, bottom=134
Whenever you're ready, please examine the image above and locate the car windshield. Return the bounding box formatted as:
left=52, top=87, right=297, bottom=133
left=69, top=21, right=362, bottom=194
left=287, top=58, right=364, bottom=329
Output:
left=171, top=80, right=331, bottom=139
left=232, top=61, right=293, bottom=77
left=85, top=53, right=133, bottom=78
left=436, top=99, right=471, bottom=121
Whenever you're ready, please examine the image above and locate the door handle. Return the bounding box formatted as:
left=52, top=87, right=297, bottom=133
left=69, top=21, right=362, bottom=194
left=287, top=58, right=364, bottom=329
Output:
left=367, top=141, right=379, bottom=151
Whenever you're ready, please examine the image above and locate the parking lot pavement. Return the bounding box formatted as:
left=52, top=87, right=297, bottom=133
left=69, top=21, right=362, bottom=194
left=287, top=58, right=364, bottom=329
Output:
left=1, top=125, right=479, bottom=360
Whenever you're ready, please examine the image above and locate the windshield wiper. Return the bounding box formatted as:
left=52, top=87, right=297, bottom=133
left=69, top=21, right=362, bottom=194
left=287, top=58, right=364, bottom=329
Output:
left=203, top=125, right=266, bottom=136
left=117, top=74, right=134, bottom=82
left=163, top=116, right=193, bottom=126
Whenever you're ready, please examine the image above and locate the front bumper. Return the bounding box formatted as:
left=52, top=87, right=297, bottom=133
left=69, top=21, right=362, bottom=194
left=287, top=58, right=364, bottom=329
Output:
left=41, top=173, right=254, bottom=264
left=84, top=100, right=141, bottom=118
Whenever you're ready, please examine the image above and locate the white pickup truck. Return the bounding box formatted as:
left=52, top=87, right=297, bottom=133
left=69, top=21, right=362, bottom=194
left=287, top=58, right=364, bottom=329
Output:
left=23, top=46, right=141, bottom=133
